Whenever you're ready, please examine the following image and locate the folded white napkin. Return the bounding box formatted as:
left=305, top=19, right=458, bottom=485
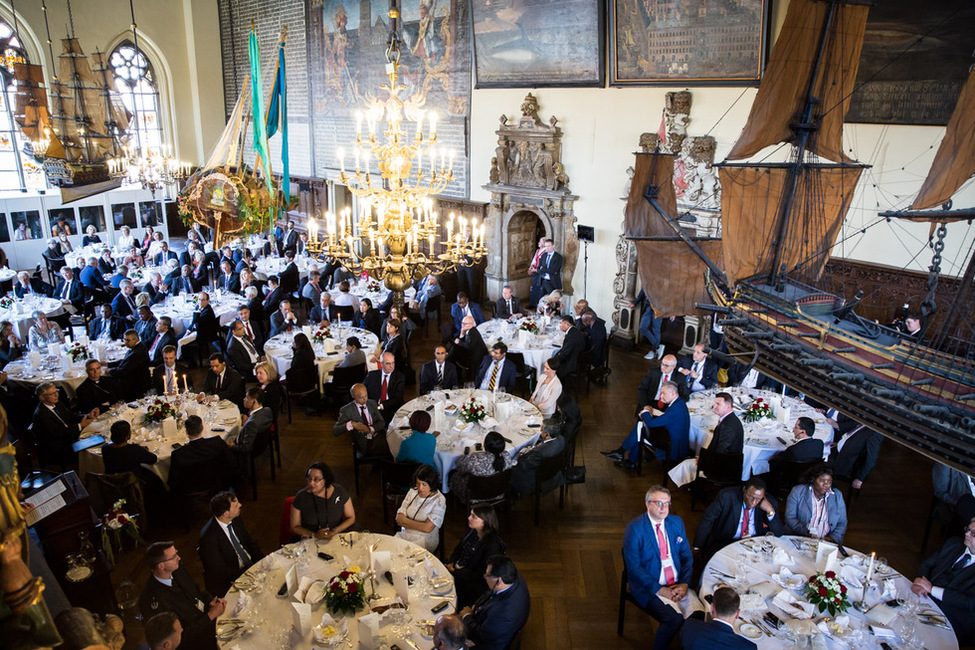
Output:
left=817, top=614, right=850, bottom=637
left=870, top=625, right=896, bottom=638
left=749, top=581, right=780, bottom=599
left=866, top=603, right=897, bottom=625
left=772, top=590, right=816, bottom=619
left=772, top=547, right=795, bottom=566
left=232, top=591, right=250, bottom=616
left=881, top=577, right=898, bottom=600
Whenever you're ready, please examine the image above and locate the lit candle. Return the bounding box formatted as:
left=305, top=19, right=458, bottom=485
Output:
left=183, top=375, right=189, bottom=393
left=429, top=112, right=438, bottom=138
left=355, top=148, right=361, bottom=173
left=865, top=551, right=875, bottom=582
left=355, top=111, right=363, bottom=136
left=337, top=148, right=346, bottom=175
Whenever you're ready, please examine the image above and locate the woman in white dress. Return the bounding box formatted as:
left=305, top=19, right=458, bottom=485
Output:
left=116, top=225, right=135, bottom=251
left=395, top=464, right=446, bottom=553
left=530, top=357, right=563, bottom=418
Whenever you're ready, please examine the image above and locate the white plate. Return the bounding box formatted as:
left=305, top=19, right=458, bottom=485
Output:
left=66, top=565, right=93, bottom=582
left=739, top=623, right=762, bottom=639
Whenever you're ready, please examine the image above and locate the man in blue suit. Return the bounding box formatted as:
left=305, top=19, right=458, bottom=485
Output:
left=475, top=342, right=517, bottom=393
left=153, top=241, right=178, bottom=266
left=79, top=257, right=106, bottom=290
left=623, top=485, right=693, bottom=650
left=912, top=517, right=975, bottom=645
left=603, top=381, right=690, bottom=470
left=450, top=292, right=484, bottom=335
left=459, top=555, right=529, bottom=650
left=680, top=587, right=756, bottom=649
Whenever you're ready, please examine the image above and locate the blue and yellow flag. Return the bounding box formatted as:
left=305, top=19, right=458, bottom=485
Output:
left=249, top=28, right=273, bottom=194
left=266, top=38, right=290, bottom=204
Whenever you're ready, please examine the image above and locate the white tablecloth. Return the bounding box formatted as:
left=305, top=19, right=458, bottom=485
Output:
left=702, top=536, right=957, bottom=649
left=150, top=290, right=245, bottom=337
left=387, top=389, right=542, bottom=493
left=476, top=318, right=564, bottom=377
left=4, top=340, right=128, bottom=398
left=65, top=245, right=127, bottom=270
left=253, top=256, right=314, bottom=282
left=669, top=388, right=834, bottom=486
left=327, top=283, right=415, bottom=313
left=218, top=533, right=454, bottom=649
left=263, top=326, right=379, bottom=391
left=0, top=296, right=65, bottom=341
left=0, top=267, right=16, bottom=282
left=78, top=397, right=240, bottom=484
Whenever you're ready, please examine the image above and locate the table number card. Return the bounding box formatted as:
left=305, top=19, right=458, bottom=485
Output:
left=816, top=541, right=839, bottom=573
left=291, top=601, right=311, bottom=635
left=357, top=611, right=381, bottom=649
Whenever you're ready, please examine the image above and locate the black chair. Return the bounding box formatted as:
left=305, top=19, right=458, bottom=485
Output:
left=351, top=440, right=392, bottom=495
left=635, top=424, right=677, bottom=483
left=921, top=494, right=953, bottom=556
left=335, top=304, right=355, bottom=323
left=534, top=449, right=567, bottom=526
left=283, top=381, right=320, bottom=424
left=85, top=471, right=147, bottom=534
left=325, top=364, right=368, bottom=413
left=617, top=553, right=656, bottom=637
left=244, top=427, right=277, bottom=501
left=422, top=294, right=442, bottom=337
left=462, top=469, right=513, bottom=523
left=379, top=460, right=423, bottom=527
left=769, top=458, right=821, bottom=501
left=505, top=352, right=535, bottom=399
left=269, top=416, right=282, bottom=468
left=690, top=448, right=744, bottom=511
left=564, top=349, right=592, bottom=397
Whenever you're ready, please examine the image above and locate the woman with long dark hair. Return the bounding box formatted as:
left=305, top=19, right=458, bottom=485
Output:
left=445, top=505, right=505, bottom=607
left=448, top=431, right=513, bottom=500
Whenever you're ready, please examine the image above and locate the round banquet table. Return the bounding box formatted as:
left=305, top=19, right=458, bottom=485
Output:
left=65, top=245, right=127, bottom=270
left=0, top=295, right=65, bottom=341
left=77, top=396, right=241, bottom=485
left=668, top=387, right=834, bottom=486
left=263, top=326, right=380, bottom=391
left=386, top=388, right=543, bottom=493
left=477, top=317, right=565, bottom=377
left=253, top=255, right=313, bottom=282
left=327, top=283, right=415, bottom=314
left=701, top=536, right=957, bottom=649
left=4, top=340, right=128, bottom=398
left=217, top=533, right=454, bottom=649
left=150, top=290, right=245, bottom=337
left=0, top=267, right=16, bottom=283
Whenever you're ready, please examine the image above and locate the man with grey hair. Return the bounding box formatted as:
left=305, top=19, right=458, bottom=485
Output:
left=603, top=380, right=690, bottom=470
left=112, top=279, right=139, bottom=323
left=32, top=380, right=99, bottom=464
left=54, top=266, right=83, bottom=314
left=511, top=418, right=566, bottom=496
left=364, top=351, right=405, bottom=414
left=334, top=382, right=387, bottom=455
left=433, top=613, right=467, bottom=650
left=80, top=256, right=106, bottom=290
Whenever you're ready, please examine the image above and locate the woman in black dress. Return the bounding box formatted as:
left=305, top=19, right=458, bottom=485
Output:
left=101, top=421, right=165, bottom=501
left=289, top=461, right=355, bottom=541
left=255, top=361, right=283, bottom=421
left=0, top=320, right=23, bottom=367
left=445, top=505, right=505, bottom=607
left=287, top=333, right=319, bottom=413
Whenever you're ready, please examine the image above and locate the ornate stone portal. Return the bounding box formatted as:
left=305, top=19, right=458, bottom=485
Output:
left=483, top=94, right=579, bottom=303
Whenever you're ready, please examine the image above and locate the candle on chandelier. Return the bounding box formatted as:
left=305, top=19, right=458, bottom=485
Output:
left=356, top=111, right=363, bottom=137
left=429, top=112, right=438, bottom=138
left=479, top=224, right=485, bottom=247
left=337, top=148, right=346, bottom=176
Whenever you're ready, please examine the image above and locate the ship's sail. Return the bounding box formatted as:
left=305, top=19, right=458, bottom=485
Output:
left=624, top=152, right=723, bottom=316
left=727, top=0, right=868, bottom=164
left=203, top=78, right=250, bottom=172
left=11, top=62, right=65, bottom=159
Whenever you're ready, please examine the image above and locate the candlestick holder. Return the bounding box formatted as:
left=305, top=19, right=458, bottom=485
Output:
left=366, top=568, right=381, bottom=602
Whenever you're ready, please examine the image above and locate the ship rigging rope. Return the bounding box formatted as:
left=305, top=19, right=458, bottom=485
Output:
left=65, top=0, right=74, bottom=38
left=40, top=0, right=55, bottom=80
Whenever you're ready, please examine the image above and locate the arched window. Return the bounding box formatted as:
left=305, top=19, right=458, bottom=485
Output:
left=0, top=19, right=45, bottom=191
left=109, top=40, right=162, bottom=155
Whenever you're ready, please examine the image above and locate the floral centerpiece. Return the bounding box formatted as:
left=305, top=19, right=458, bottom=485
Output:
left=365, top=278, right=381, bottom=293
left=66, top=342, right=91, bottom=363
left=0, top=295, right=13, bottom=310
left=459, top=397, right=487, bottom=424
left=743, top=397, right=773, bottom=422
left=143, top=398, right=178, bottom=424
left=100, top=498, right=145, bottom=563
left=312, top=325, right=333, bottom=344
left=324, top=566, right=366, bottom=615
left=804, top=570, right=850, bottom=616
left=519, top=318, right=540, bottom=334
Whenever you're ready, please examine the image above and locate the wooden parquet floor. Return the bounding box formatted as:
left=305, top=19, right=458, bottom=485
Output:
left=111, top=330, right=940, bottom=649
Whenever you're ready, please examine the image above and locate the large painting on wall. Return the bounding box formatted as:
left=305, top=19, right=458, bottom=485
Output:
left=306, top=0, right=472, bottom=197
left=470, top=0, right=603, bottom=88
left=610, top=0, right=770, bottom=86
left=846, top=0, right=975, bottom=125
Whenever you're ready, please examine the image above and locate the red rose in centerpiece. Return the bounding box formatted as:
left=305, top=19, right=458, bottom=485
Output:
left=825, top=570, right=836, bottom=579
left=818, top=587, right=828, bottom=597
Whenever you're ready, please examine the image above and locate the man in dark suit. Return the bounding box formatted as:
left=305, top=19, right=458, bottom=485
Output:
left=278, top=250, right=300, bottom=294
left=79, top=257, right=107, bottom=290
left=232, top=305, right=264, bottom=352
left=604, top=381, right=690, bottom=470
left=459, top=555, right=530, bottom=650
left=54, top=266, right=84, bottom=314
left=708, top=392, right=744, bottom=455
left=772, top=417, right=825, bottom=464
left=450, top=292, right=485, bottom=335
left=269, top=299, right=300, bottom=337
left=912, top=517, right=975, bottom=645
left=153, top=345, right=188, bottom=396
left=310, top=292, right=339, bottom=324
left=535, top=238, right=563, bottom=296
left=197, top=492, right=264, bottom=597
left=228, top=389, right=273, bottom=458
left=448, top=315, right=488, bottom=383
left=623, top=485, right=694, bottom=650
left=144, top=316, right=178, bottom=366
left=419, top=345, right=459, bottom=395
left=111, top=280, right=140, bottom=324
left=828, top=419, right=882, bottom=490
left=511, top=421, right=566, bottom=495
left=196, top=353, right=245, bottom=409
left=163, top=261, right=182, bottom=290
left=680, top=587, right=756, bottom=650
left=169, top=415, right=235, bottom=496
left=494, top=285, right=523, bottom=321
left=88, top=304, right=124, bottom=341
left=153, top=241, right=178, bottom=266
left=551, top=316, right=585, bottom=379
left=139, top=540, right=225, bottom=650
left=262, top=276, right=284, bottom=316
left=110, top=267, right=129, bottom=289
left=693, top=478, right=784, bottom=560
left=32, top=382, right=98, bottom=466
left=76, top=359, right=118, bottom=414
left=177, top=242, right=198, bottom=269
left=581, top=310, right=608, bottom=368
left=636, top=355, right=690, bottom=415
left=189, top=292, right=220, bottom=351
left=364, top=352, right=405, bottom=416
left=226, top=320, right=260, bottom=381
left=143, top=271, right=171, bottom=304
left=172, top=265, right=201, bottom=296
left=135, top=306, right=158, bottom=348
left=475, top=342, right=517, bottom=393
left=214, top=260, right=239, bottom=294
left=677, top=344, right=719, bottom=394
left=282, top=220, right=299, bottom=252
left=113, top=329, right=151, bottom=401
left=333, top=383, right=387, bottom=456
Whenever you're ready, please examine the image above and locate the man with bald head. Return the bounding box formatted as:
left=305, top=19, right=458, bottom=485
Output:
left=637, top=354, right=690, bottom=416
left=448, top=314, right=487, bottom=383
left=364, top=352, right=406, bottom=414
left=334, top=382, right=387, bottom=455
left=604, top=381, right=691, bottom=469
left=433, top=613, right=467, bottom=650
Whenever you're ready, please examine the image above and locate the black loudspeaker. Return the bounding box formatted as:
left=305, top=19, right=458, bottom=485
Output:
left=577, top=225, right=595, bottom=242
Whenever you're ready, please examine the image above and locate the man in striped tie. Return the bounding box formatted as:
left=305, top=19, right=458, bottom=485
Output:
left=623, top=485, right=694, bottom=649
left=475, top=342, right=516, bottom=393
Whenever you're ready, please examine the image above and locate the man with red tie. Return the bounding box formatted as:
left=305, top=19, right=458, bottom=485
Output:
left=333, top=382, right=387, bottom=456
left=636, top=355, right=690, bottom=416
left=692, top=477, right=783, bottom=561
left=602, top=381, right=690, bottom=470
left=623, top=486, right=694, bottom=650
left=364, top=352, right=405, bottom=416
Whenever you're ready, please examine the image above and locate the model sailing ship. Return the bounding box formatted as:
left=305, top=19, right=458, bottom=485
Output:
left=625, top=0, right=975, bottom=474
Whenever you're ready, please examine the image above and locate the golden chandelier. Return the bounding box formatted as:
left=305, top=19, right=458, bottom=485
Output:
left=306, top=2, right=485, bottom=306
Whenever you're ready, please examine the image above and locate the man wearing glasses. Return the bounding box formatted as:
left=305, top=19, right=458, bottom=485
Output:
left=140, top=541, right=226, bottom=650
left=912, top=517, right=975, bottom=645
left=623, top=486, right=694, bottom=649
left=636, top=355, right=690, bottom=416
